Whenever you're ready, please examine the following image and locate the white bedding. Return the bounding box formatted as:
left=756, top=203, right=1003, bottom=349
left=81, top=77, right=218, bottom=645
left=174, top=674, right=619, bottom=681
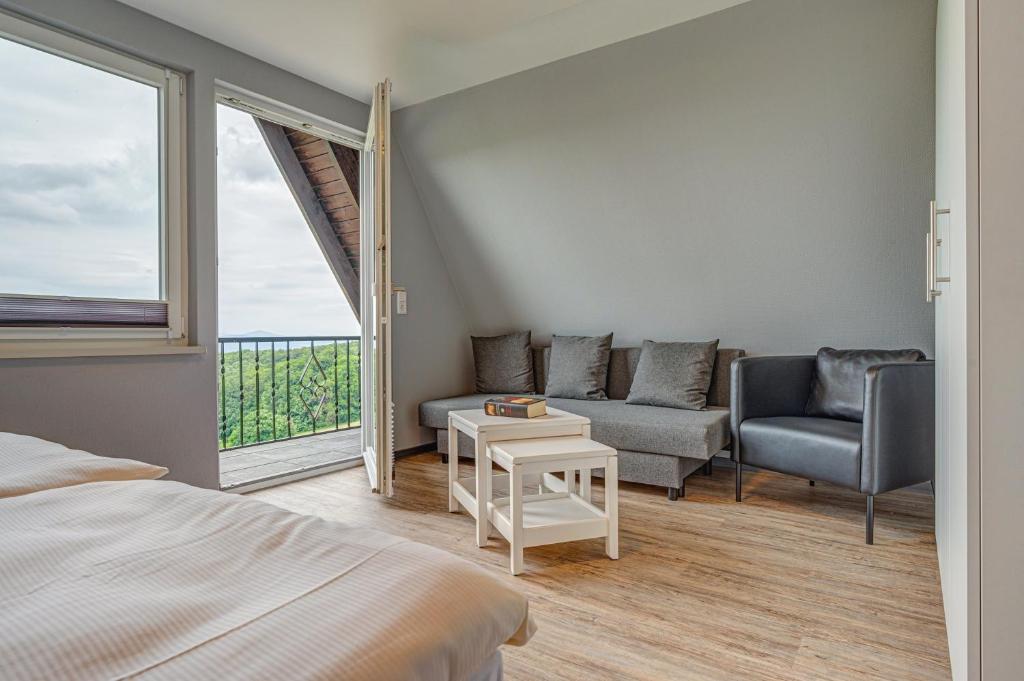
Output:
left=0, top=431, right=167, bottom=498
left=0, top=479, right=533, bottom=681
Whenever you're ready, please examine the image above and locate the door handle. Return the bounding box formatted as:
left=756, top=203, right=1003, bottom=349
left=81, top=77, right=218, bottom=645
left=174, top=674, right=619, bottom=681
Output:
left=927, top=200, right=950, bottom=303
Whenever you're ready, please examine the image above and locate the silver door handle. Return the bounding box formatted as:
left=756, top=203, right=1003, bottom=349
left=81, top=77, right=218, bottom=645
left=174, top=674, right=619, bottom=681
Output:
left=927, top=200, right=950, bottom=302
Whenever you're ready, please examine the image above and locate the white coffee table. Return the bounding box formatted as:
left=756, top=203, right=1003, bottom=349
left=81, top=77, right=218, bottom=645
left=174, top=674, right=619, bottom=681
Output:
left=447, top=407, right=591, bottom=548
left=488, top=436, right=618, bottom=575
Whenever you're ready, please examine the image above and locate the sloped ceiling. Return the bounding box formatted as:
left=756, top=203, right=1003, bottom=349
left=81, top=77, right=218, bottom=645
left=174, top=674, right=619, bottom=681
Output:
left=116, top=0, right=752, bottom=107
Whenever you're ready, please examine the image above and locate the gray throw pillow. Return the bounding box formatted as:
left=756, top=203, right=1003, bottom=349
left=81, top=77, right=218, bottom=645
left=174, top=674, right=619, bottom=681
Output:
left=472, top=331, right=535, bottom=394
left=625, top=340, right=720, bottom=410
left=806, top=347, right=925, bottom=421
left=545, top=333, right=613, bottom=400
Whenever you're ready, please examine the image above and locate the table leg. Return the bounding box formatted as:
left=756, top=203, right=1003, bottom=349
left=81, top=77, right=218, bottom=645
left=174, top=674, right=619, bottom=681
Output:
left=579, top=467, right=592, bottom=503
left=572, top=423, right=590, bottom=499
left=447, top=417, right=458, bottom=512
left=475, top=434, right=491, bottom=547
left=510, top=463, right=524, bottom=575
left=605, top=455, right=619, bottom=560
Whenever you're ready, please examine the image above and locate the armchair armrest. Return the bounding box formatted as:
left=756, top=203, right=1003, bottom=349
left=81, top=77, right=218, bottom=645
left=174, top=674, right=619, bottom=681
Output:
left=730, top=356, right=816, bottom=460
left=860, top=361, right=935, bottom=495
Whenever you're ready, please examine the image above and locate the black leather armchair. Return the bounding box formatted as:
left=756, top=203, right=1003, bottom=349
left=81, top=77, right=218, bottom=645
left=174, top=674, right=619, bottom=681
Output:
left=730, top=355, right=934, bottom=544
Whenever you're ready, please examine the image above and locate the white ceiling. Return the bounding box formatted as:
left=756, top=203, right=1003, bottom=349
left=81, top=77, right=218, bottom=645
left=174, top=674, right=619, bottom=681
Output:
left=117, top=0, right=751, bottom=108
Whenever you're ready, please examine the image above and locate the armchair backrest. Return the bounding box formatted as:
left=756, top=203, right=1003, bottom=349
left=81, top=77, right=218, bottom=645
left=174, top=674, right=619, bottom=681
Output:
left=806, top=348, right=927, bottom=422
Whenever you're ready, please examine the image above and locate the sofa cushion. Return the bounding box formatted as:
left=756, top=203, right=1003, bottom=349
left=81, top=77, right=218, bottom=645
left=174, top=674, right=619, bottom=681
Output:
left=531, top=346, right=744, bottom=406
left=471, top=331, right=535, bottom=394
left=604, top=348, right=640, bottom=400
left=419, top=394, right=507, bottom=430
left=707, top=348, right=744, bottom=407
left=419, top=395, right=729, bottom=460
left=626, top=339, right=719, bottom=410
left=740, top=416, right=862, bottom=489
left=547, top=399, right=729, bottom=460
left=806, top=347, right=925, bottom=421
left=545, top=333, right=613, bottom=400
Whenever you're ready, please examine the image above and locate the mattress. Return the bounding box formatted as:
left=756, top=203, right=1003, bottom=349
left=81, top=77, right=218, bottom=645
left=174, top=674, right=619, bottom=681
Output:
left=0, top=479, right=533, bottom=681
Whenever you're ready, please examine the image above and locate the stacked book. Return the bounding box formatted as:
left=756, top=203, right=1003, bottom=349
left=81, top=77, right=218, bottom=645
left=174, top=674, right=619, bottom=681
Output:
left=483, top=396, right=547, bottom=419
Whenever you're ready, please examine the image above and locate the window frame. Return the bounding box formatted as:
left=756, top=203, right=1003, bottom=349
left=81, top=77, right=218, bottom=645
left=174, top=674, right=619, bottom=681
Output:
left=0, top=11, right=188, bottom=346
left=214, top=82, right=366, bottom=150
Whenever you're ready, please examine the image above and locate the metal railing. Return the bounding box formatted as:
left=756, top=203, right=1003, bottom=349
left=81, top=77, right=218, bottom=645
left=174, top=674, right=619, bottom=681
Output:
left=217, top=335, right=361, bottom=451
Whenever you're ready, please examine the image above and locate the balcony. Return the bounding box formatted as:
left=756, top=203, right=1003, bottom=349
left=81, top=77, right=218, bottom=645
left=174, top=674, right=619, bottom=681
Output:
left=217, top=335, right=361, bottom=490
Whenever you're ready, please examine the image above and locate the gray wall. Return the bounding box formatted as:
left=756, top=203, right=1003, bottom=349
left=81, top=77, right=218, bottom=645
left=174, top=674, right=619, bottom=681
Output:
left=395, top=0, right=937, bottom=357
left=979, top=0, right=1024, bottom=675
left=0, top=0, right=468, bottom=486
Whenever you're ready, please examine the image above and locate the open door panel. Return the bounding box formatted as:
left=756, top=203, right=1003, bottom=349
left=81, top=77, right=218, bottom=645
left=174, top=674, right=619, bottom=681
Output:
left=360, top=79, right=393, bottom=496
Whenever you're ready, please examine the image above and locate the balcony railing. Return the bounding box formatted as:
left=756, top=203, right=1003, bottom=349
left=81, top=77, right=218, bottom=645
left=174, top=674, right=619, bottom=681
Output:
left=217, top=335, right=360, bottom=451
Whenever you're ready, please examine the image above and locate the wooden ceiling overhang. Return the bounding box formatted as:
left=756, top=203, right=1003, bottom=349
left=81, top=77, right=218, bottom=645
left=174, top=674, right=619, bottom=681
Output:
left=255, top=119, right=361, bottom=319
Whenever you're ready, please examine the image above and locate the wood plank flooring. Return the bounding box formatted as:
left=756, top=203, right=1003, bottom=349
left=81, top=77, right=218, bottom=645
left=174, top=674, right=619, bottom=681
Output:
left=220, top=429, right=361, bottom=489
left=252, top=454, right=951, bottom=681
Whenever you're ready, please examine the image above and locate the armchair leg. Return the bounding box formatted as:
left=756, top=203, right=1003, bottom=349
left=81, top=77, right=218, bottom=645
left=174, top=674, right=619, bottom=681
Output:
left=809, top=480, right=815, bottom=487
left=735, top=461, right=742, bottom=502
left=866, top=495, right=874, bottom=545
left=441, top=453, right=448, bottom=465
left=667, top=487, right=680, bottom=501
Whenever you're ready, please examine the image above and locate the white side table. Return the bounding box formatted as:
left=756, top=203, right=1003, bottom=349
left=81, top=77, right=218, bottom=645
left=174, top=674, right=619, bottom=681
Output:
left=447, top=408, right=591, bottom=548
left=488, top=436, right=618, bottom=575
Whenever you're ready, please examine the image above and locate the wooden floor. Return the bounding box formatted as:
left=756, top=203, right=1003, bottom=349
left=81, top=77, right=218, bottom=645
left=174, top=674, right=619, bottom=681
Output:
left=220, top=429, right=361, bottom=489
left=252, top=454, right=951, bottom=681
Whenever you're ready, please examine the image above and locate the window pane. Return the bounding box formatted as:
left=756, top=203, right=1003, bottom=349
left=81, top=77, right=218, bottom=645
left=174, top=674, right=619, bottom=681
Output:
left=0, top=35, right=160, bottom=300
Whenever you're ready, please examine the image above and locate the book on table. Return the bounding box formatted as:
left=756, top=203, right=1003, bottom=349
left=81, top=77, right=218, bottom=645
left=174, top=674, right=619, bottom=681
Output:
left=484, top=396, right=547, bottom=419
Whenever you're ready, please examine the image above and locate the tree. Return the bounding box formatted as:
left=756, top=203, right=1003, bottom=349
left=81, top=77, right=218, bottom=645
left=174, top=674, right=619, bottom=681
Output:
left=217, top=340, right=361, bottom=449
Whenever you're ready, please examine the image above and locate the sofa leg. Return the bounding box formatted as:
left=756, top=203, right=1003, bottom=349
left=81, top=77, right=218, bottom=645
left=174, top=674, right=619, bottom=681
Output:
left=735, top=461, right=742, bottom=502
left=667, top=487, right=680, bottom=501
left=866, top=495, right=875, bottom=545
left=809, top=480, right=815, bottom=487
left=702, top=461, right=712, bottom=476
left=440, top=453, right=448, bottom=465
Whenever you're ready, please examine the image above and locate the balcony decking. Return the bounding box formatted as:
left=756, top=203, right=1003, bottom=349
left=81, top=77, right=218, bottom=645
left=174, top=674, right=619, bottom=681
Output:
left=220, top=429, right=362, bottom=490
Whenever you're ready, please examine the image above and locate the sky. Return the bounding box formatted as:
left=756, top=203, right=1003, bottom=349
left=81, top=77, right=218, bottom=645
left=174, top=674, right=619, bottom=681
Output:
left=0, top=33, right=358, bottom=337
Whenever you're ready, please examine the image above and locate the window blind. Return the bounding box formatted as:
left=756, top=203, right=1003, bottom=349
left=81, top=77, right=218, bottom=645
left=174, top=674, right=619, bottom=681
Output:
left=0, top=296, right=168, bottom=328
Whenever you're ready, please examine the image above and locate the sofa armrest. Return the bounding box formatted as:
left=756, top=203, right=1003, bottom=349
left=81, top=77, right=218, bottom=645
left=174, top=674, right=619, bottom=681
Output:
left=730, top=356, right=816, bottom=461
left=860, top=361, right=935, bottom=495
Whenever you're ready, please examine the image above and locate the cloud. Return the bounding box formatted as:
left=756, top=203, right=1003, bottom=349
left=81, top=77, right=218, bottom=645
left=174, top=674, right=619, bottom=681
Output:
left=0, top=35, right=159, bottom=299
left=217, top=118, right=282, bottom=185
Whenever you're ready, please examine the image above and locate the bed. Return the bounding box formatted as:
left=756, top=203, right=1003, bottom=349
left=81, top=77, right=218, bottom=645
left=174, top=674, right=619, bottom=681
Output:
left=0, top=434, right=533, bottom=681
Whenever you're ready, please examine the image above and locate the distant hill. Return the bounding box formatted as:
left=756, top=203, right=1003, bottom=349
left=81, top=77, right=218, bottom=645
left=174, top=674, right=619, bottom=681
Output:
left=221, top=330, right=281, bottom=338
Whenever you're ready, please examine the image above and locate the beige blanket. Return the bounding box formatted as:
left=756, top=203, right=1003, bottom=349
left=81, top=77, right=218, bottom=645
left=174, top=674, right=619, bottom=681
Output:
left=0, top=480, right=532, bottom=681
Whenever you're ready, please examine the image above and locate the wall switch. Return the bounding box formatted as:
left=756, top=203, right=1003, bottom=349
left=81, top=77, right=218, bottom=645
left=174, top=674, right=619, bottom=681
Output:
left=394, top=287, right=407, bottom=315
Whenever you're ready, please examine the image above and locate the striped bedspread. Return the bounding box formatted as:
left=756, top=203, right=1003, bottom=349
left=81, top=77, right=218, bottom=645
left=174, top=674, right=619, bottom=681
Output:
left=0, top=480, right=532, bottom=681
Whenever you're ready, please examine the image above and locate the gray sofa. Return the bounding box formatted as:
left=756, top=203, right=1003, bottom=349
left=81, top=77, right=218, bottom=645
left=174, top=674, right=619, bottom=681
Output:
left=418, top=346, right=745, bottom=500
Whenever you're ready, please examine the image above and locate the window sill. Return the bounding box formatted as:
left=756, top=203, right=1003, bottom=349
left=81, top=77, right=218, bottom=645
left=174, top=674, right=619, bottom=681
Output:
left=0, top=343, right=207, bottom=360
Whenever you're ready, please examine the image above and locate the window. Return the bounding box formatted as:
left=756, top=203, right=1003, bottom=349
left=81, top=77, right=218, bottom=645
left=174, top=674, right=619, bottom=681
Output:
left=0, top=12, right=186, bottom=343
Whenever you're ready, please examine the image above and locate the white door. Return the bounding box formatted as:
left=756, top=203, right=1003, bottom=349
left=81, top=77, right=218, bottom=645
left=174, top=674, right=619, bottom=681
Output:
left=934, top=2, right=973, bottom=677
left=360, top=79, right=393, bottom=495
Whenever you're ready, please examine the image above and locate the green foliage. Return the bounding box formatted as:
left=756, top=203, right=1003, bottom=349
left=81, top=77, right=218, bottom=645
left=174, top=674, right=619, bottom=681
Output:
left=217, top=340, right=361, bottom=449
